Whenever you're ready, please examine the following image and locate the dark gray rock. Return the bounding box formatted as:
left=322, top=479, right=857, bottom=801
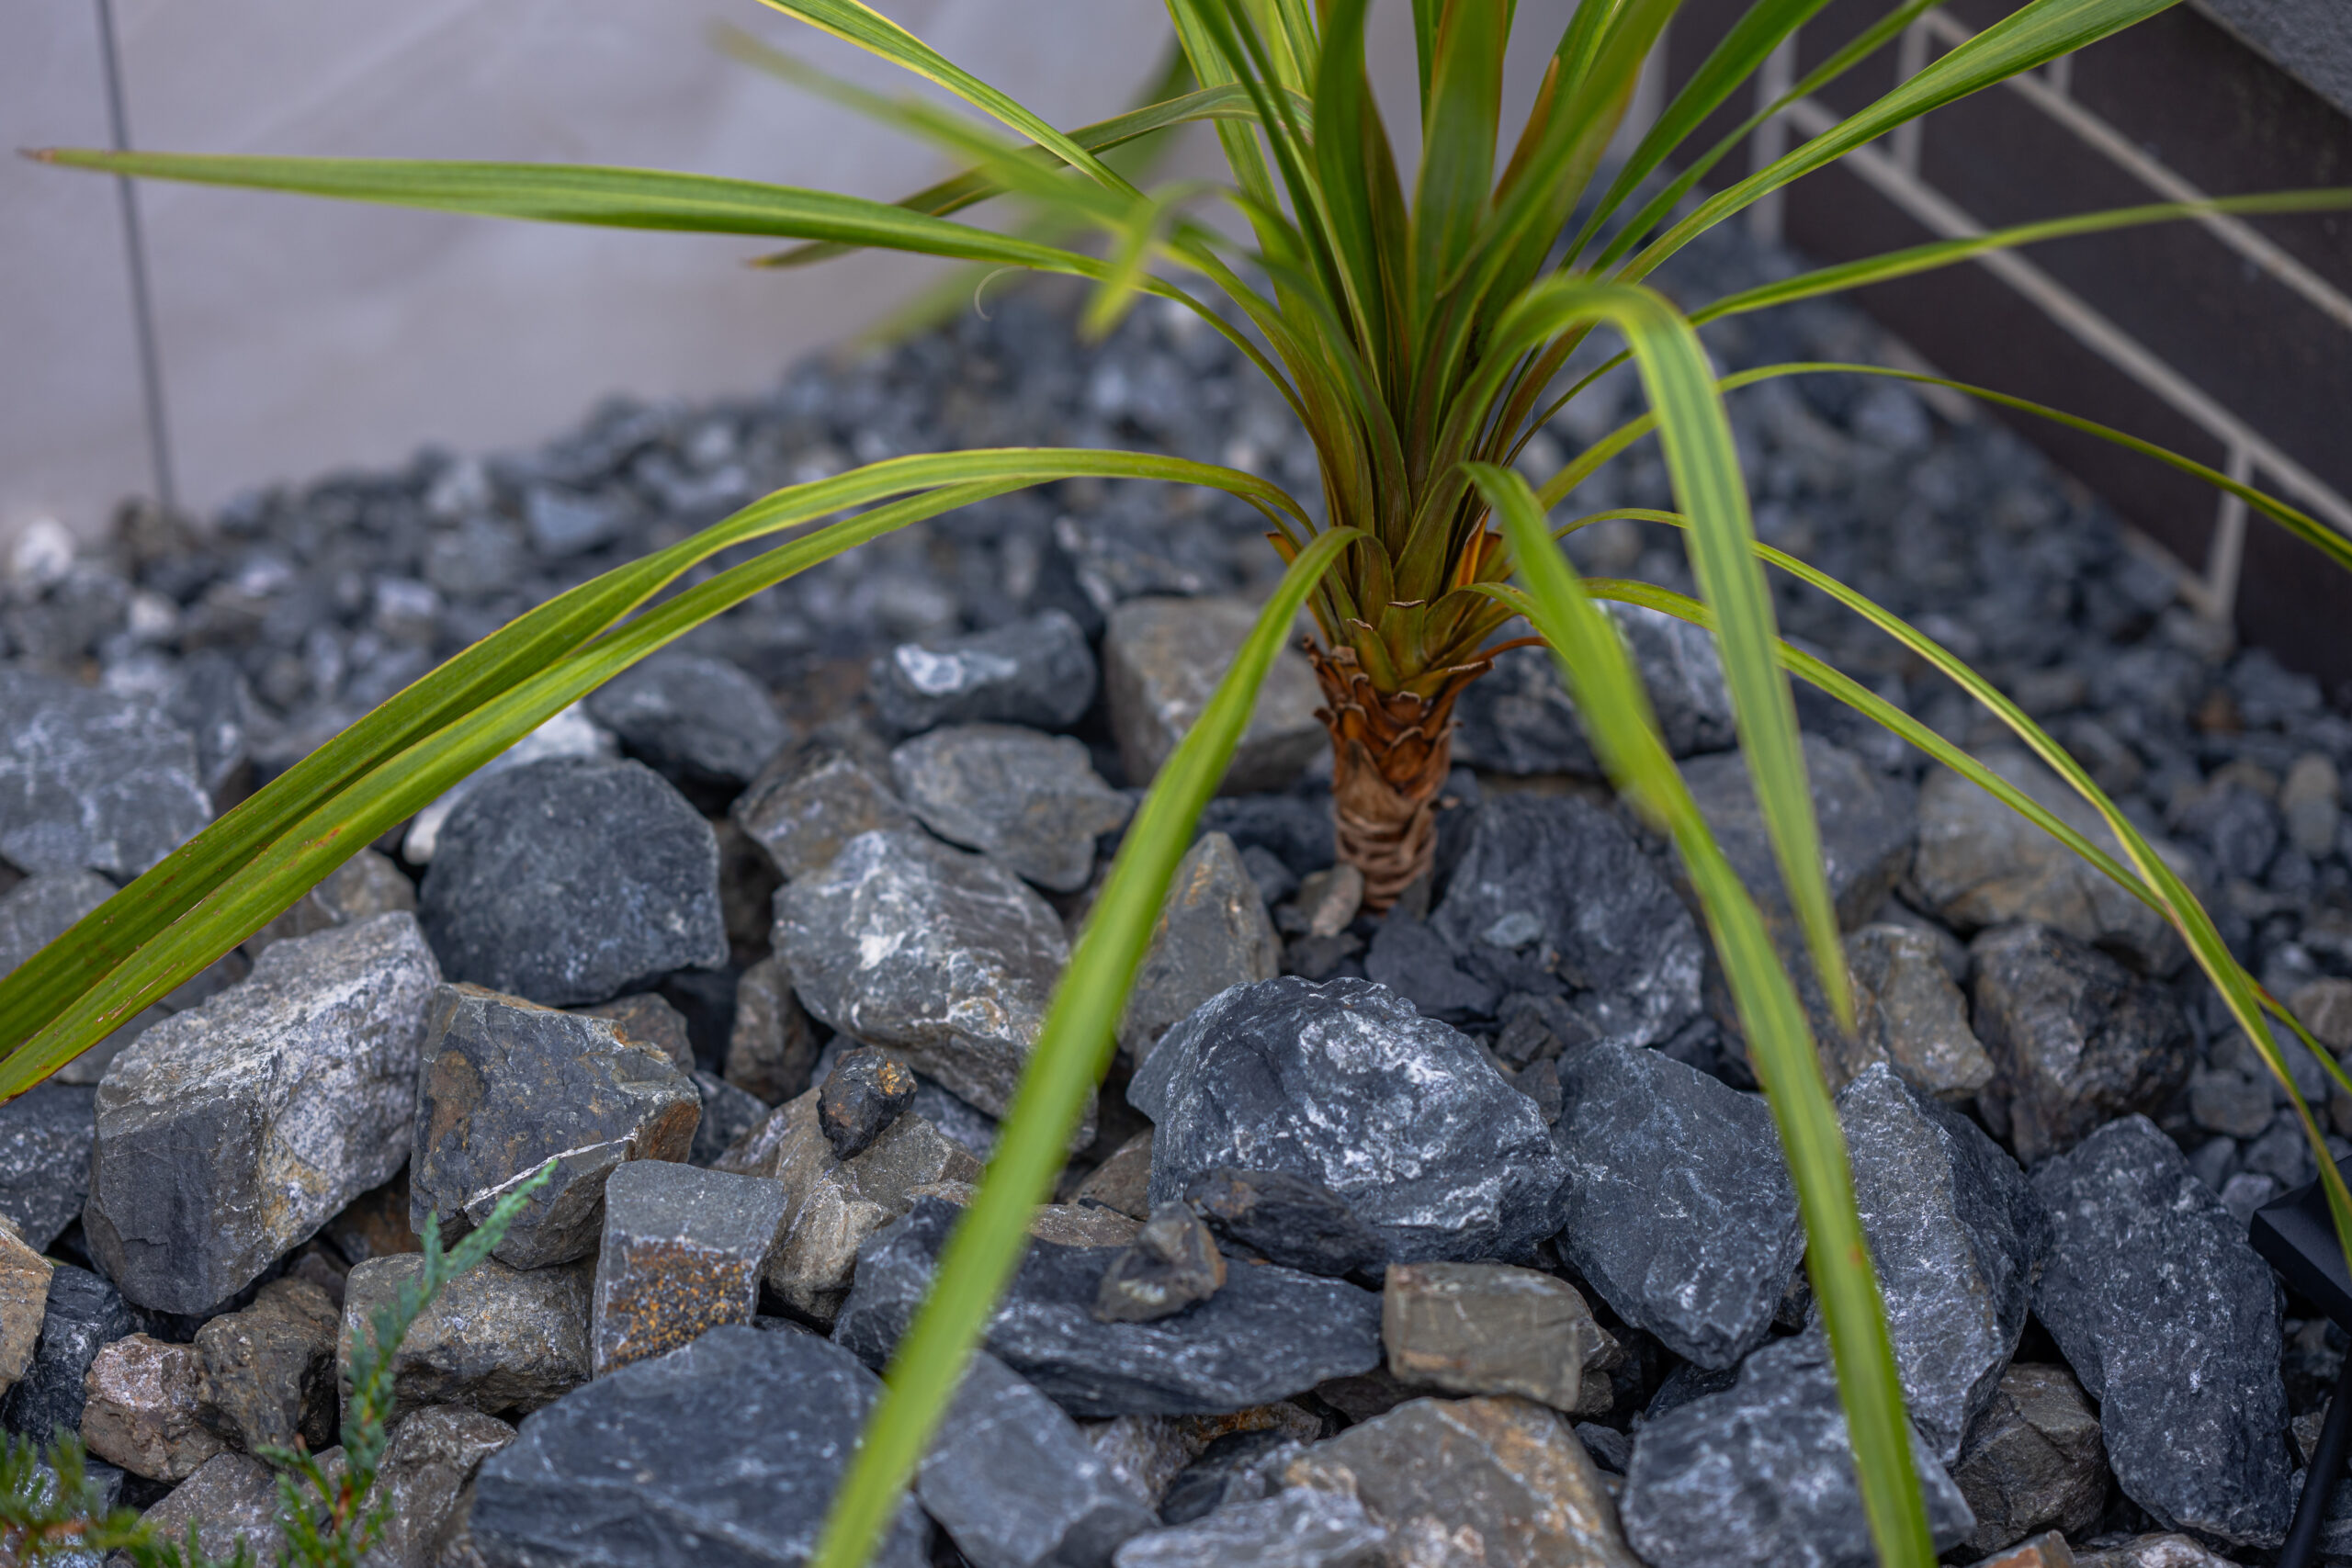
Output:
left=1826, top=922, right=1995, bottom=1102
left=1180, top=1168, right=1385, bottom=1279
left=132, top=1451, right=281, bottom=1566
left=342, top=1252, right=593, bottom=1420
left=1678, top=734, right=1917, bottom=932
left=0, top=666, right=209, bottom=879
left=1621, top=1330, right=1977, bottom=1568
left=1837, top=1064, right=2048, bottom=1463
left=356, top=1404, right=517, bottom=1568
left=1429, top=795, right=1703, bottom=1053
left=0, top=1082, right=95, bottom=1251
left=1130, top=977, right=1564, bottom=1264
left=1237, top=843, right=1297, bottom=907
left=725, top=953, right=818, bottom=1105
left=1452, top=604, right=1735, bottom=777
left=574, top=991, right=695, bottom=1071
left=1194, top=795, right=1333, bottom=879
left=2175, top=781, right=2279, bottom=885
left=1949, top=1362, right=2107, bottom=1559
left=195, top=1275, right=342, bottom=1455
left=1117, top=832, right=1282, bottom=1064
left=0, top=1265, right=132, bottom=1444
left=819, top=1045, right=916, bottom=1162
left=919, top=1349, right=1157, bottom=1568
left=85, top=912, right=441, bottom=1315
left=412, top=983, right=702, bottom=1269
left=2030, top=1114, right=2293, bottom=1549
left=591, top=1159, right=789, bottom=1375
left=1154, top=1428, right=1302, bottom=1525
left=891, top=724, right=1133, bottom=893
left=1363, top=911, right=1498, bottom=1024
left=775, top=829, right=1069, bottom=1119
left=1551, top=1041, right=1804, bottom=1370
left=469, top=1324, right=929, bottom=1568
left=730, top=739, right=916, bottom=883
left=1095, top=1204, right=1225, bottom=1325
left=419, top=754, right=726, bottom=1007
left=1111, top=1487, right=1388, bottom=1568
left=834, top=1197, right=1382, bottom=1416
left=689, top=1069, right=769, bottom=1167
left=0, top=869, right=199, bottom=1088
left=585, top=651, right=790, bottom=790
left=523, top=484, right=628, bottom=558
left=164, top=649, right=260, bottom=803
left=1971, top=924, right=2194, bottom=1165
left=1102, top=597, right=1323, bottom=795
left=873, top=610, right=1099, bottom=736
left=401, top=704, right=619, bottom=865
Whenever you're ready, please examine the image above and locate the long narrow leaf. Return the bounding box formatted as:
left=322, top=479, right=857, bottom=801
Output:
left=808, top=526, right=1363, bottom=1568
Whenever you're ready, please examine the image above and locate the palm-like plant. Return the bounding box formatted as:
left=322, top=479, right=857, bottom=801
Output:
left=17, top=2, right=2352, bottom=1563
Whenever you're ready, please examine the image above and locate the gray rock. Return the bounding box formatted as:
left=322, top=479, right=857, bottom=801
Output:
left=0, top=666, right=209, bottom=879
left=591, top=1159, right=788, bottom=1376
left=891, top=724, right=1133, bottom=893
left=2281, top=753, right=2341, bottom=858
left=724, top=953, right=818, bottom=1105
left=1551, top=1041, right=1804, bottom=1370
left=834, top=1196, right=1382, bottom=1416
left=2030, top=1114, right=2292, bottom=1549
left=0, top=1265, right=132, bottom=1444
left=1363, top=912, right=1498, bottom=1024
left=1912, top=748, right=2190, bottom=975
left=2071, top=1535, right=2235, bottom=1568
left=1284, top=1394, right=1643, bottom=1568
left=920, top=1350, right=1158, bottom=1568
left=573, top=992, right=694, bottom=1071
left=873, top=610, right=1099, bottom=736
left=1381, top=1263, right=1598, bottom=1414
left=1429, top=795, right=1704, bottom=1053
left=342, top=1253, right=593, bottom=1421
left=585, top=651, right=790, bottom=790
left=1621, top=1330, right=1976, bottom=1568
left=1130, top=977, right=1565, bottom=1264
left=819, top=1046, right=917, bottom=1161
left=1838, top=1064, right=2048, bottom=1463
left=132, top=1451, right=281, bottom=1566
left=85, top=912, right=441, bottom=1315
left=730, top=739, right=916, bottom=883
left=1117, top=832, right=1282, bottom=1063
left=1950, top=1363, right=2107, bottom=1558
left=2188, top=1066, right=2274, bottom=1139
left=775, top=829, right=1069, bottom=1118
left=79, top=1333, right=231, bottom=1481
left=419, top=755, right=727, bottom=1007
left=195, top=1275, right=342, bottom=1455
left=523, top=485, right=628, bottom=558
left=0, top=1081, right=96, bottom=1250
left=1970, top=924, right=2194, bottom=1166
left=412, top=983, right=702, bottom=1269
left=402, top=704, right=617, bottom=866
left=0, top=1227, right=51, bottom=1398
left=1073, top=1131, right=1156, bottom=1222
left=715, top=1088, right=982, bottom=1323
left=1095, top=1204, right=1226, bottom=1325
left=363, top=1404, right=518, bottom=1568
left=468, top=1324, right=929, bottom=1568
left=1180, top=1168, right=1384, bottom=1279
left=245, top=847, right=417, bottom=959
left=1825, top=922, right=1996, bottom=1101
left=1102, top=597, right=1323, bottom=795
left=688, top=1070, right=769, bottom=1168
left=1679, top=734, right=1918, bottom=932
left=1448, top=645, right=1601, bottom=777
left=1112, top=1487, right=1388, bottom=1568
left=0, top=868, right=227, bottom=1088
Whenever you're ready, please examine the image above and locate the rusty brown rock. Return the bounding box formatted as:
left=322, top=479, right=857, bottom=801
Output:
left=196, top=1275, right=342, bottom=1455
left=1382, top=1262, right=1596, bottom=1415
left=0, top=1223, right=52, bottom=1393
left=573, top=993, right=695, bottom=1070
left=589, top=1160, right=789, bottom=1376
left=1970, top=1533, right=2076, bottom=1568
left=80, top=1333, right=232, bottom=1481
left=1070, top=1129, right=1154, bottom=1221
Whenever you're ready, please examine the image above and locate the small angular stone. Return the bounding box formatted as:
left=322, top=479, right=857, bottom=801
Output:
left=920, top=1349, right=1158, bottom=1568
left=1382, top=1264, right=1597, bottom=1414
left=1679, top=736, right=1917, bottom=931
left=1072, top=1130, right=1155, bottom=1221
left=1951, top=1363, right=2107, bottom=1558
left=1, top=1266, right=132, bottom=1444
left=418, top=754, right=727, bottom=1007
left=85, top=912, right=442, bottom=1314
left=1182, top=1168, right=1385, bottom=1279
left=1096, top=1204, right=1226, bottom=1324
left=2071, top=1536, right=2233, bottom=1568
left=365, top=1404, right=518, bottom=1568
left=246, top=847, right=417, bottom=958
left=730, top=739, right=917, bottom=883
left=342, top=1253, right=592, bottom=1420
left=133, top=1451, right=280, bottom=1565
left=1838, top=1065, right=2048, bottom=1463
left=1156, top=1427, right=1306, bottom=1524
left=1453, top=606, right=1734, bottom=777
left=1970, top=1533, right=2076, bottom=1568
left=2290, top=977, right=2352, bottom=1055
left=687, top=1070, right=769, bottom=1168
left=1132, top=977, right=1564, bottom=1264
left=1285, top=1394, right=1643, bottom=1568
left=1622, top=1330, right=1976, bottom=1568
left=2030, top=1115, right=2292, bottom=1548
left=80, top=1334, right=231, bottom=1481
left=1112, top=1486, right=1389, bottom=1568
left=1103, top=597, right=1323, bottom=795
left=716, top=1089, right=981, bottom=1323
left=775, top=829, right=1069, bottom=1118
left=2281, top=752, right=2342, bottom=858
left=820, top=1046, right=918, bottom=1161
left=1914, top=748, right=2189, bottom=975
left=1971, top=924, right=2194, bottom=1165
left=2188, top=1067, right=2272, bottom=1138
left=585, top=650, right=790, bottom=790
left=1288, top=864, right=1363, bottom=940
left=402, top=704, right=617, bottom=865
left=1551, top=1041, right=1803, bottom=1370
left=835, top=1196, right=1382, bottom=1416
left=0, top=666, right=210, bottom=879
left=411, top=983, right=702, bottom=1269
left=196, top=1276, right=342, bottom=1455
left=573, top=992, right=694, bottom=1070
left=874, top=609, right=1099, bottom=736
left=469, top=1325, right=929, bottom=1568
left=0, top=1081, right=96, bottom=1251
left=590, top=1160, right=790, bottom=1375
left=724, top=953, right=818, bottom=1103
left=891, top=724, right=1132, bottom=893
left=1430, top=795, right=1703, bottom=1053
left=1827, top=922, right=1996, bottom=1101
left=1118, top=832, right=1282, bottom=1063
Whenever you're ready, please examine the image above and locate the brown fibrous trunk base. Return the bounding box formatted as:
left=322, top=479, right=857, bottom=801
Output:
left=1306, top=639, right=1490, bottom=913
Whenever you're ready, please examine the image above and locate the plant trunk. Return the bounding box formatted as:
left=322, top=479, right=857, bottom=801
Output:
left=1307, top=640, right=1476, bottom=913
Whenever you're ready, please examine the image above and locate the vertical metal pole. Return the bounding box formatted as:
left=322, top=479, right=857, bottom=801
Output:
left=94, top=0, right=178, bottom=516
